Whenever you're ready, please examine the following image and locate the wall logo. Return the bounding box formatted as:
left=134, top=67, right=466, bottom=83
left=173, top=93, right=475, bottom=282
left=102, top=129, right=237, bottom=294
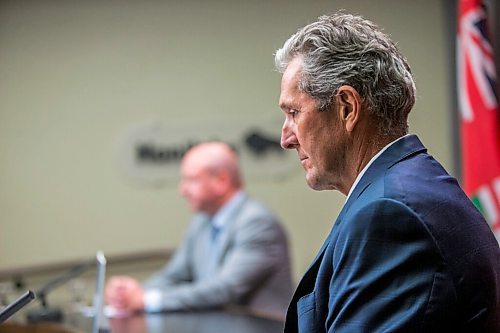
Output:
left=116, top=118, right=297, bottom=186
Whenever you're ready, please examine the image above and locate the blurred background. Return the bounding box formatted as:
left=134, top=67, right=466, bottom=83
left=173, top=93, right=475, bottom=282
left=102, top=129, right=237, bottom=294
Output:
left=0, top=0, right=498, bottom=313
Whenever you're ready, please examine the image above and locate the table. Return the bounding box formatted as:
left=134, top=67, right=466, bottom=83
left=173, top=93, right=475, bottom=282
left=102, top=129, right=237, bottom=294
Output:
left=67, top=310, right=285, bottom=333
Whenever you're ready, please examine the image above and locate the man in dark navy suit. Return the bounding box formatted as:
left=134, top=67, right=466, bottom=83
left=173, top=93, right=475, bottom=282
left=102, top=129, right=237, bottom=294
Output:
left=275, top=12, right=500, bottom=332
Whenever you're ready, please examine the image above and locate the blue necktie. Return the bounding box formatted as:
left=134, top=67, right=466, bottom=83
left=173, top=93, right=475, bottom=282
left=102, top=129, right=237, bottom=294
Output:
left=211, top=223, right=221, bottom=242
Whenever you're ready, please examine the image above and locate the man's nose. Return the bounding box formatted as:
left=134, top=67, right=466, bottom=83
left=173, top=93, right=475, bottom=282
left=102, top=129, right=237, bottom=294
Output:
left=280, top=119, right=298, bottom=149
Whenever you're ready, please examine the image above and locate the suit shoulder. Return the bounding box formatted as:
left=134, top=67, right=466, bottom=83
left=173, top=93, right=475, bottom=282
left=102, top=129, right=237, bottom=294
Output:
left=237, top=197, right=280, bottom=224
left=341, top=197, right=432, bottom=243
left=232, top=197, right=287, bottom=239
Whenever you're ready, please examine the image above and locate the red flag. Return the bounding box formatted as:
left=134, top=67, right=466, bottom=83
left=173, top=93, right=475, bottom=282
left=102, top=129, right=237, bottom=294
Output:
left=457, top=0, right=500, bottom=242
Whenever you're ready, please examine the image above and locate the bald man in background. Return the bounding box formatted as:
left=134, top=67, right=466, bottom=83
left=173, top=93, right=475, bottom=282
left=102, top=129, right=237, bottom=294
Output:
left=105, top=142, right=293, bottom=318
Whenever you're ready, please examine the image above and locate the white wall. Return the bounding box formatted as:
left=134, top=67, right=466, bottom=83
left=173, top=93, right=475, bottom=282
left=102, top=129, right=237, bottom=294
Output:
left=0, top=0, right=451, bottom=281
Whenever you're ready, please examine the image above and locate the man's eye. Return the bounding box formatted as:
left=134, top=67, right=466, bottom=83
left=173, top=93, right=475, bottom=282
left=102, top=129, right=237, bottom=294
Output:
left=290, top=109, right=298, bottom=117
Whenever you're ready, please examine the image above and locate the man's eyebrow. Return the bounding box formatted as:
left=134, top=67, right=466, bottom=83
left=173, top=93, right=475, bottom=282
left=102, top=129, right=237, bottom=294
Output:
left=279, top=99, right=294, bottom=110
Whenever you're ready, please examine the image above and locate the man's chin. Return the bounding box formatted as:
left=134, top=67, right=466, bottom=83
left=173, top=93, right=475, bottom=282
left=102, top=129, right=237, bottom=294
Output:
left=305, top=174, right=322, bottom=191
left=306, top=173, right=332, bottom=191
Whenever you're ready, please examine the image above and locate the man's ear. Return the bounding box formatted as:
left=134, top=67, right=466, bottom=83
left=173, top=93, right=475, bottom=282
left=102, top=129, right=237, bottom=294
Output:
left=335, top=85, right=362, bottom=132
left=213, top=170, right=231, bottom=195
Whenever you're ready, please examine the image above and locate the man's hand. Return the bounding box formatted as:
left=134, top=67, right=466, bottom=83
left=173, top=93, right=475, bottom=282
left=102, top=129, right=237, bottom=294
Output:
left=105, top=276, right=145, bottom=316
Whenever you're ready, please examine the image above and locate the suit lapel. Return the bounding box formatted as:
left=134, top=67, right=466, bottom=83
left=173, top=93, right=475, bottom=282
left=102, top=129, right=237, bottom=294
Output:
left=213, top=194, right=248, bottom=264
left=195, top=214, right=217, bottom=278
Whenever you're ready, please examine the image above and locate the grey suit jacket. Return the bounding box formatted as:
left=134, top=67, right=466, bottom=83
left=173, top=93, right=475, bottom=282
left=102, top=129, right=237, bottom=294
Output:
left=143, top=193, right=294, bottom=318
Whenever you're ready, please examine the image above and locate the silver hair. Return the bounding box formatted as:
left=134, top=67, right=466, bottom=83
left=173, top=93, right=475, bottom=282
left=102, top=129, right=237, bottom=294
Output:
left=275, top=12, right=416, bottom=137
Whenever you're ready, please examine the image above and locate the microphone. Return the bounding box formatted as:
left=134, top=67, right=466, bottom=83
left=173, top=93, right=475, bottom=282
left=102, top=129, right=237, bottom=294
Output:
left=0, top=290, right=36, bottom=323
left=26, top=260, right=94, bottom=323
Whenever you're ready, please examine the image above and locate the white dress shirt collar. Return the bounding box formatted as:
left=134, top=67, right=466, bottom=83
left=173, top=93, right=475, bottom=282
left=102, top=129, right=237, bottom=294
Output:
left=346, top=134, right=409, bottom=202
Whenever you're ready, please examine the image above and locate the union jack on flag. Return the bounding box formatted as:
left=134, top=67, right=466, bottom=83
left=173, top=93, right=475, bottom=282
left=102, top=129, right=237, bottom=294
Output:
left=457, top=0, right=500, bottom=243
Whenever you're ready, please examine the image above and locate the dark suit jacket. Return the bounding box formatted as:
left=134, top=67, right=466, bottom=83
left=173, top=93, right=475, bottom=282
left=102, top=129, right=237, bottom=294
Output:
left=285, top=135, right=500, bottom=333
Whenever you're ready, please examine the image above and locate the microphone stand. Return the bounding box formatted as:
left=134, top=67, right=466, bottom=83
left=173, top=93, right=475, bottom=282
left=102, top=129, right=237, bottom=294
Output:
left=26, top=260, right=93, bottom=323
left=0, top=290, right=36, bottom=323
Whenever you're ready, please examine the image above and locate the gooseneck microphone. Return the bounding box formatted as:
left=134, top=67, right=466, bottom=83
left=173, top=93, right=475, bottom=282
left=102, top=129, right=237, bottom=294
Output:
left=0, top=290, right=36, bottom=323
left=26, top=260, right=93, bottom=323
